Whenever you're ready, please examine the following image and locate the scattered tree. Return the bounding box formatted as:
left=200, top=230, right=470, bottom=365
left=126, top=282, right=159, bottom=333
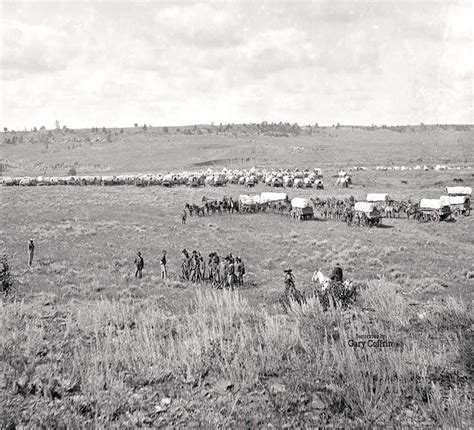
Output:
left=143, top=124, right=147, bottom=131
left=134, top=123, right=138, bottom=127
left=163, top=126, right=169, bottom=133
left=3, top=127, right=7, bottom=133
left=68, top=167, right=77, bottom=176
left=120, top=128, right=124, bottom=133
left=40, top=126, right=45, bottom=130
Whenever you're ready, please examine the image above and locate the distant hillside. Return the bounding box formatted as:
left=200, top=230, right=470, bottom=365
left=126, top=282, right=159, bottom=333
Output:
left=1, top=124, right=473, bottom=176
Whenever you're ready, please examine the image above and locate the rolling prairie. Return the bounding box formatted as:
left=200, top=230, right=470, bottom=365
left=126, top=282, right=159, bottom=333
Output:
left=1, top=128, right=473, bottom=428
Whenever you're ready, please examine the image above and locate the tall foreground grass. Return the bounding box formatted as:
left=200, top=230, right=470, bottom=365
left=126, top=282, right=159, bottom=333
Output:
left=1, top=282, right=472, bottom=428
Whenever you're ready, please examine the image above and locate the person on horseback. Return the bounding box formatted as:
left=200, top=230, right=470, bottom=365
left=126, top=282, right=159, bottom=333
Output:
left=284, top=268, right=295, bottom=289
left=330, top=265, right=343, bottom=283
left=280, top=269, right=304, bottom=311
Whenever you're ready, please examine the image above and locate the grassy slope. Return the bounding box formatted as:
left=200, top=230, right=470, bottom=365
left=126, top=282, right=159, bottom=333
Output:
left=1, top=127, right=473, bottom=175
left=1, top=129, right=473, bottom=428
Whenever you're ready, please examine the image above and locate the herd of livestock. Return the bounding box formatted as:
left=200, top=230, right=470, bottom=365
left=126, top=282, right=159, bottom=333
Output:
left=184, top=187, right=472, bottom=225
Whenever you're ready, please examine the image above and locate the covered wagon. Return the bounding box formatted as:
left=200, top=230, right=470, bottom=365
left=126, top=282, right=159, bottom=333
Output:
left=440, top=195, right=470, bottom=217
left=162, top=174, right=174, bottom=187
left=2, top=177, right=14, bottom=186
left=290, top=197, right=314, bottom=220
left=260, top=192, right=288, bottom=204
left=239, top=194, right=261, bottom=213
left=446, top=186, right=472, bottom=196
left=244, top=176, right=256, bottom=187
left=367, top=193, right=390, bottom=203
left=354, top=201, right=382, bottom=226
left=418, top=198, right=451, bottom=222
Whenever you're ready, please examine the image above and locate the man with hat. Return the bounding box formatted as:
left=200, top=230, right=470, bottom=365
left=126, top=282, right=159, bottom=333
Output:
left=280, top=268, right=304, bottom=311
left=160, top=250, right=167, bottom=279
left=134, top=251, right=144, bottom=279
left=330, top=264, right=343, bottom=283
left=28, top=238, right=35, bottom=267
left=283, top=268, right=295, bottom=288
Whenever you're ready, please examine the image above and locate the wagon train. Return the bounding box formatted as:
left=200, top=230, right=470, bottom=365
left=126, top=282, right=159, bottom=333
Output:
left=354, top=202, right=382, bottom=226
left=417, top=199, right=452, bottom=222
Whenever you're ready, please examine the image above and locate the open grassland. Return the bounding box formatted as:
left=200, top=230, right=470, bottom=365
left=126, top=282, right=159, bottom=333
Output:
left=1, top=130, right=473, bottom=427
left=2, top=127, right=473, bottom=175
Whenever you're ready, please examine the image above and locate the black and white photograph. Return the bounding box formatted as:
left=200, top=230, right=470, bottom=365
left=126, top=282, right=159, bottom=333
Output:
left=1, top=0, right=473, bottom=427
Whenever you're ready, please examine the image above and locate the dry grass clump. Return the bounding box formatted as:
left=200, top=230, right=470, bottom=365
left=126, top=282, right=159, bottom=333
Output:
left=1, top=282, right=472, bottom=427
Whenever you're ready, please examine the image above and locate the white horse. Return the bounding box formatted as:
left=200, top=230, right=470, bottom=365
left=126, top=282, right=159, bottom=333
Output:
left=312, top=270, right=330, bottom=292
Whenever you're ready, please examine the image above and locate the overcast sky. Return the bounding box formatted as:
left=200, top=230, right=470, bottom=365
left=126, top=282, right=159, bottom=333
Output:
left=1, top=0, right=472, bottom=129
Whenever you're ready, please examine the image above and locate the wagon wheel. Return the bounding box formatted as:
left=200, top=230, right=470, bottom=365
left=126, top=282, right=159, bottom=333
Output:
left=431, top=211, right=440, bottom=222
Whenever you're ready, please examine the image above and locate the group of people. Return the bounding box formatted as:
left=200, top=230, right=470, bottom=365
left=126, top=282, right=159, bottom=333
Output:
left=180, top=249, right=246, bottom=289
left=132, top=248, right=246, bottom=289
left=25, top=239, right=354, bottom=312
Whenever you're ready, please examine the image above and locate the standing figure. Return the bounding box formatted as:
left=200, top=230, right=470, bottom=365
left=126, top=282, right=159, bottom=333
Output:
left=226, top=257, right=235, bottom=289
left=198, top=254, right=206, bottom=282
left=160, top=250, right=167, bottom=279
left=189, top=251, right=198, bottom=282
left=28, top=239, right=35, bottom=267
left=181, top=209, right=187, bottom=224
left=236, top=257, right=245, bottom=286
left=134, top=251, right=144, bottom=279
left=181, top=249, right=190, bottom=280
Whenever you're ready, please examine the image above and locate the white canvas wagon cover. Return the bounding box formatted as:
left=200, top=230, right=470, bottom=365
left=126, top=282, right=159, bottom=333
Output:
left=291, top=197, right=312, bottom=209
left=440, top=195, right=469, bottom=206
left=446, top=186, right=472, bottom=196
left=354, top=202, right=376, bottom=213
left=260, top=192, right=288, bottom=203
left=354, top=202, right=375, bottom=213
left=367, top=193, right=390, bottom=202
left=239, top=195, right=261, bottom=205
left=420, top=199, right=446, bottom=210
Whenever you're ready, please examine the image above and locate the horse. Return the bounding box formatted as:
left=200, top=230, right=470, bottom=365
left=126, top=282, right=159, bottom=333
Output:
left=185, top=203, right=205, bottom=217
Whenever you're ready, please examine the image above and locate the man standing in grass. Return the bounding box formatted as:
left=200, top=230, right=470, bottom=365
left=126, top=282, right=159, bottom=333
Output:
left=134, top=251, right=144, bottom=279
left=28, top=239, right=35, bottom=267
left=160, top=250, right=167, bottom=279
